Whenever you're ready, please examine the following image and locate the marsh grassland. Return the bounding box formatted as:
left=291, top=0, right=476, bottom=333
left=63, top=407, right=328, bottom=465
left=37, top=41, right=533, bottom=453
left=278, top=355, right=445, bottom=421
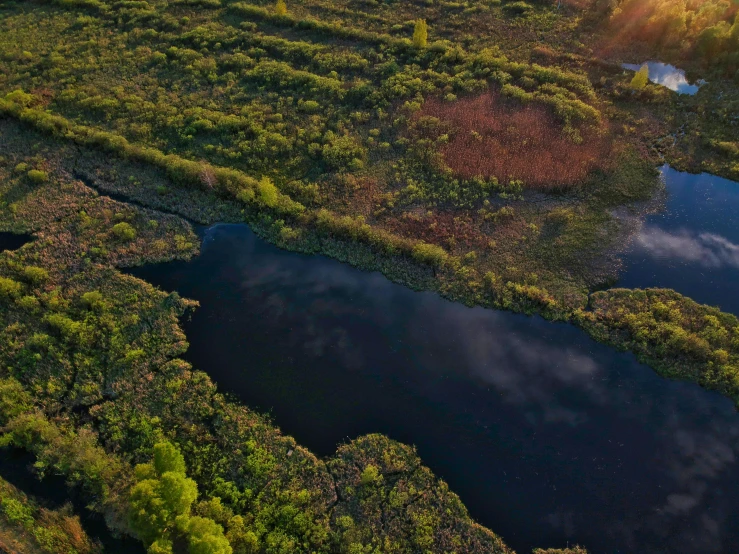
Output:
left=0, top=0, right=738, bottom=552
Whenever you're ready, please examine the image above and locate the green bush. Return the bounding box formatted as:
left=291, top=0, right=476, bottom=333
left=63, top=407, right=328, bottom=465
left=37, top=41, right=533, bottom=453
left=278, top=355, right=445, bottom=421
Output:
left=411, top=242, right=449, bottom=266
left=111, top=222, right=137, bottom=241
left=502, top=1, right=533, bottom=15
left=630, top=65, right=649, bottom=90
left=413, top=19, right=428, bottom=49
left=27, top=169, right=49, bottom=183
left=256, top=176, right=279, bottom=208
left=0, top=277, right=23, bottom=299
left=23, top=266, right=49, bottom=284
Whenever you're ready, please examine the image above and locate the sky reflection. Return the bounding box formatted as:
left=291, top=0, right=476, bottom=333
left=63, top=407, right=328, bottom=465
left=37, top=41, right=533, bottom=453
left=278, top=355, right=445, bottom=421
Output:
left=619, top=166, right=739, bottom=315
left=132, top=223, right=739, bottom=553
left=622, top=62, right=704, bottom=95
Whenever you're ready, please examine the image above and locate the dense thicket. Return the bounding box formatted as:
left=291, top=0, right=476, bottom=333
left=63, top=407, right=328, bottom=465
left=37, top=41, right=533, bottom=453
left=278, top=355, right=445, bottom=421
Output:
left=606, top=0, right=739, bottom=76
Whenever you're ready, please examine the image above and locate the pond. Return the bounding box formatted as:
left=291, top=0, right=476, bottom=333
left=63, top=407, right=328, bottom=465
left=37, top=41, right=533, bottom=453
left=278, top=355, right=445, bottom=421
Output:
left=130, top=223, right=739, bottom=554
left=619, top=166, right=739, bottom=316
left=622, top=62, right=704, bottom=95
left=0, top=232, right=30, bottom=252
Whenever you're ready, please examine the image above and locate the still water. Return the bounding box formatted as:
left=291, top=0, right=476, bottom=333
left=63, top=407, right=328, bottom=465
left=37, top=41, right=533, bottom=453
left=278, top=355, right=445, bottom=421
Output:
left=0, top=232, right=30, bottom=252
left=619, top=166, right=739, bottom=316
left=131, top=223, right=739, bottom=554
left=622, top=62, right=704, bottom=95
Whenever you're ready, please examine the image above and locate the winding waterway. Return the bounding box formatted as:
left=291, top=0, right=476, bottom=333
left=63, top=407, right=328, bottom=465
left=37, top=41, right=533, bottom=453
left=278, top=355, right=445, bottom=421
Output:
left=131, top=165, right=739, bottom=554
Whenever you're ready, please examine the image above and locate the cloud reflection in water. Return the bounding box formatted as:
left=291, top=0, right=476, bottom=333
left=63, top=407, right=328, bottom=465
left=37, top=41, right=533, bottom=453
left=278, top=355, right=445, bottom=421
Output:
left=635, top=225, right=739, bottom=269
left=133, top=223, right=739, bottom=554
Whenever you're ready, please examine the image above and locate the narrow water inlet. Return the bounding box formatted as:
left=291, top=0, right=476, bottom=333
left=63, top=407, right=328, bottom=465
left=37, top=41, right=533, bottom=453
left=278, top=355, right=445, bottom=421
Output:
left=618, top=166, right=739, bottom=315
left=0, top=448, right=145, bottom=554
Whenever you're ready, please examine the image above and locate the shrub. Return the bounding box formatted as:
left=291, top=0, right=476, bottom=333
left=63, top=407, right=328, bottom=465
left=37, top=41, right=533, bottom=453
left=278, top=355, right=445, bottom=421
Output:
left=322, top=135, right=367, bottom=170
left=111, top=222, right=137, bottom=241
left=0, top=277, right=22, bottom=299
left=630, top=65, right=649, bottom=90
left=413, top=19, right=428, bottom=48
left=412, top=242, right=448, bottom=266
left=360, top=464, right=382, bottom=486
left=22, top=266, right=49, bottom=284
left=503, top=1, right=533, bottom=15
left=27, top=169, right=49, bottom=183
left=256, top=176, right=279, bottom=207
left=274, top=0, right=287, bottom=15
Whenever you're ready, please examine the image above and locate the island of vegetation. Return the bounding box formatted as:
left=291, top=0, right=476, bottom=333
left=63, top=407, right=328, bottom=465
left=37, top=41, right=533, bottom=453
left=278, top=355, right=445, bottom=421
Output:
left=0, top=0, right=738, bottom=552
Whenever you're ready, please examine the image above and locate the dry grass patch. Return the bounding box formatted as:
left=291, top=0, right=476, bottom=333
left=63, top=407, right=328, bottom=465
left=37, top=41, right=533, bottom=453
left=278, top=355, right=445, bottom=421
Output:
left=418, top=93, right=612, bottom=190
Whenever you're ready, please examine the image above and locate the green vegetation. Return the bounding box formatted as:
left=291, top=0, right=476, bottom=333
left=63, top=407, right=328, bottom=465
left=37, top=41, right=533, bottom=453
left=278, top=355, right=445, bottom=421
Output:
left=579, top=289, right=739, bottom=404
left=606, top=0, right=739, bottom=76
left=629, top=65, right=649, bottom=89
left=0, top=0, right=737, bottom=552
left=413, top=19, right=429, bottom=48
left=0, top=474, right=101, bottom=554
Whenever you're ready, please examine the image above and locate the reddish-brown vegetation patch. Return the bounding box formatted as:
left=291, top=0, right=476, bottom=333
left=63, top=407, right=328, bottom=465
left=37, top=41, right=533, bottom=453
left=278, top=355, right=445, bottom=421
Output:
left=381, top=209, right=491, bottom=251
left=418, top=93, right=612, bottom=190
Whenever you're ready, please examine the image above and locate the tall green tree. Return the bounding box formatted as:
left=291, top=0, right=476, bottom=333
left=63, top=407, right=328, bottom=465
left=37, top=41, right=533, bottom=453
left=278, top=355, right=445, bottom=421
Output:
left=128, top=444, right=198, bottom=544
left=630, top=65, right=649, bottom=89
left=413, top=19, right=428, bottom=48
left=128, top=441, right=232, bottom=554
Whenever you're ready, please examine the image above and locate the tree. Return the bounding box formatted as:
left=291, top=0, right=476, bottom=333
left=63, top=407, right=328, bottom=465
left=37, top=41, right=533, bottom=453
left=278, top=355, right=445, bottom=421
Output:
left=128, top=442, right=233, bottom=554
left=275, top=0, right=287, bottom=16
left=129, top=442, right=198, bottom=545
left=154, top=441, right=187, bottom=475
left=413, top=19, right=428, bottom=48
left=630, top=65, right=649, bottom=89
left=182, top=516, right=232, bottom=554
left=257, top=176, right=279, bottom=208
left=111, top=222, right=137, bottom=242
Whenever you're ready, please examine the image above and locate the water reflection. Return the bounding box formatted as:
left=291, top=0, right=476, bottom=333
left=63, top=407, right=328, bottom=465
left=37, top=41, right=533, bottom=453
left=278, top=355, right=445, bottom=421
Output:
left=131, top=224, right=739, bottom=554
left=619, top=166, right=739, bottom=315
left=622, top=62, right=704, bottom=95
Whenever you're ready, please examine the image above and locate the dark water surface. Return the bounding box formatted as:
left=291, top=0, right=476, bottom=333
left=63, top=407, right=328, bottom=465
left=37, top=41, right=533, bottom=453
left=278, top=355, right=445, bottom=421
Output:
left=619, top=166, right=739, bottom=316
left=131, top=223, right=739, bottom=554
left=0, top=232, right=30, bottom=252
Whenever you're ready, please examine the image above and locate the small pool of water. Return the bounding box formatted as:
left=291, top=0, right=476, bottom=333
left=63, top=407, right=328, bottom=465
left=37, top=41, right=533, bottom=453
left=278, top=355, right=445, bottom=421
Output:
left=0, top=232, right=31, bottom=252
left=622, top=62, right=704, bottom=95
left=619, top=166, right=739, bottom=315
left=0, top=448, right=144, bottom=553
left=130, top=223, right=739, bottom=554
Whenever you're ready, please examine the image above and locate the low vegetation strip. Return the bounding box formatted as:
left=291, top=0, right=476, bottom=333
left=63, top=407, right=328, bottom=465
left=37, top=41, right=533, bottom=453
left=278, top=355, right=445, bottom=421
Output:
left=579, top=289, right=739, bottom=404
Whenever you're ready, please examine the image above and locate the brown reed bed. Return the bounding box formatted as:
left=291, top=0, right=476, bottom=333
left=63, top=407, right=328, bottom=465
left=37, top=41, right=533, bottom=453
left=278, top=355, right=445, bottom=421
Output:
left=417, top=93, right=612, bottom=190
